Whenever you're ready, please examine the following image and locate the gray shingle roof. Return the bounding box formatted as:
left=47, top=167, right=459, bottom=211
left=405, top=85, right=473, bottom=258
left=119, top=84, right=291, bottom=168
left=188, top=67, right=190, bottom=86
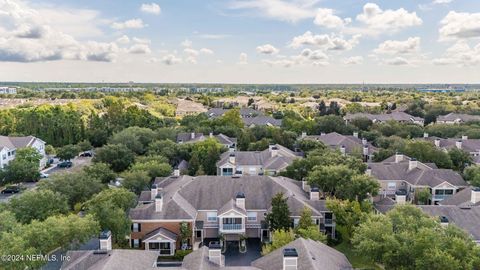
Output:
left=368, top=155, right=466, bottom=188
left=206, top=108, right=263, bottom=119
left=423, top=137, right=480, bottom=153
left=345, top=112, right=424, bottom=122
left=182, top=246, right=224, bottom=270
left=439, top=187, right=480, bottom=207
left=0, top=135, right=38, bottom=149
left=130, top=175, right=329, bottom=221
left=251, top=238, right=353, bottom=270
left=143, top=227, right=178, bottom=242
left=303, top=132, right=377, bottom=155
left=437, top=113, right=480, bottom=123
left=217, top=144, right=299, bottom=170
left=61, top=250, right=158, bottom=270
left=243, top=116, right=282, bottom=127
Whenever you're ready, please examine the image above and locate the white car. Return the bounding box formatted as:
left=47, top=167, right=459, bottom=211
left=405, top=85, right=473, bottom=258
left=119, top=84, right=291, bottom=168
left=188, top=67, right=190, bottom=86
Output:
left=40, top=172, right=49, bottom=179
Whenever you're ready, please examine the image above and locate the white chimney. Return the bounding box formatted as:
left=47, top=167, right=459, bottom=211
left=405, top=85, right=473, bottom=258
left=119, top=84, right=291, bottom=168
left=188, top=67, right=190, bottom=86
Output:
left=471, top=188, right=480, bottom=204
left=456, top=140, right=462, bottom=149
left=150, top=184, right=158, bottom=201
left=235, top=192, right=246, bottom=209
left=155, top=193, right=163, bottom=212
left=362, top=138, right=367, bottom=145
left=228, top=146, right=235, bottom=153
left=409, top=158, right=418, bottom=170
left=395, top=153, right=403, bottom=163
left=423, top=132, right=429, bottom=138
left=434, top=139, right=440, bottom=147
left=353, top=132, right=359, bottom=138
left=209, top=132, right=213, bottom=138
left=99, top=230, right=112, bottom=251
left=439, top=216, right=449, bottom=227
left=395, top=190, right=407, bottom=205
left=310, top=187, right=320, bottom=200
left=208, top=243, right=223, bottom=266
left=363, top=146, right=369, bottom=156
left=301, top=131, right=307, bottom=138
left=340, top=145, right=346, bottom=156
left=270, top=145, right=279, bottom=157
left=191, top=132, right=195, bottom=139
left=173, top=168, right=180, bottom=177
left=320, top=132, right=326, bottom=136
left=462, top=135, right=468, bottom=140
left=365, top=166, right=372, bottom=176
left=301, top=181, right=310, bottom=192
left=283, top=248, right=298, bottom=270
left=229, top=153, right=235, bottom=164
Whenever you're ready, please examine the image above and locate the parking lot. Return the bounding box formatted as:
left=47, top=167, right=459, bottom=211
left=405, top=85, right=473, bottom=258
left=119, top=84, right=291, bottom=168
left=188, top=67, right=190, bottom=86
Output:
left=0, top=156, right=92, bottom=203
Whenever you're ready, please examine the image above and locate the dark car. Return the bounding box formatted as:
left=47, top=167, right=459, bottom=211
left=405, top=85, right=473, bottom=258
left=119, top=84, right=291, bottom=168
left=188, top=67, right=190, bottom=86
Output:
left=79, top=151, right=93, bottom=157
left=57, top=161, right=73, bottom=168
left=1, top=185, right=21, bottom=194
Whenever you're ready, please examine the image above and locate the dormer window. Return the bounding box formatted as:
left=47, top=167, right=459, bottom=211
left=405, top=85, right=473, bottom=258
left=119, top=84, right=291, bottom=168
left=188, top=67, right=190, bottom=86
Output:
left=207, top=212, right=217, bottom=222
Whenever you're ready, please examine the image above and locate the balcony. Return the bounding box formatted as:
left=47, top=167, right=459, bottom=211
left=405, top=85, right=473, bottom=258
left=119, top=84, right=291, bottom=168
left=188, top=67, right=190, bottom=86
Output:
left=432, top=194, right=452, bottom=201
left=222, top=224, right=242, bottom=230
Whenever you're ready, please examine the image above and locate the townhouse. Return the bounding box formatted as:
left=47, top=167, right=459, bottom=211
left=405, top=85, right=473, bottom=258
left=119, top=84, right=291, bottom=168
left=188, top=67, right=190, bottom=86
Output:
left=0, top=135, right=47, bottom=169
left=300, top=131, right=377, bottom=162
left=344, top=111, right=424, bottom=125
left=176, top=132, right=237, bottom=149
left=422, top=134, right=480, bottom=164
left=216, top=144, right=301, bottom=176
left=436, top=113, right=480, bottom=124
left=175, top=99, right=208, bottom=117
left=129, top=175, right=336, bottom=255
left=205, top=108, right=282, bottom=127
left=368, top=154, right=467, bottom=205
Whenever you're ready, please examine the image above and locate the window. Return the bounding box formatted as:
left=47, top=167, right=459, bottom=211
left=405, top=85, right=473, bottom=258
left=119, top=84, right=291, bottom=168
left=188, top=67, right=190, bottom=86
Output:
left=2, top=154, right=5, bottom=160
left=445, top=190, right=453, bottom=195
left=149, top=242, right=160, bottom=250
left=222, top=168, right=233, bottom=176
left=132, top=223, right=140, bottom=232
left=247, top=212, right=257, bottom=222
left=249, top=167, right=256, bottom=175
left=387, top=182, right=396, bottom=190
left=132, top=239, right=140, bottom=248
left=293, top=218, right=299, bottom=227
left=207, top=212, right=217, bottom=222
left=159, top=242, right=171, bottom=255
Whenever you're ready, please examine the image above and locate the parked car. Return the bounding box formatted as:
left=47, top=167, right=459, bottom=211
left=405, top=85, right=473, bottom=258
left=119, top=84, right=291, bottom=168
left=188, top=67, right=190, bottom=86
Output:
left=57, top=161, right=73, bottom=168
left=40, top=172, right=49, bottom=178
left=1, top=185, right=21, bottom=194
left=79, top=151, right=93, bottom=157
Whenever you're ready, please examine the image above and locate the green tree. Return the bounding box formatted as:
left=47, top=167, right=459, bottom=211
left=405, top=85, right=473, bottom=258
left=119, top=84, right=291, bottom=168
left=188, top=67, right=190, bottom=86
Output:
left=416, top=188, right=432, bottom=205
left=147, top=139, right=177, bottom=162
left=93, top=144, right=135, bottom=172
left=77, top=140, right=93, bottom=152
left=179, top=222, right=192, bottom=246
left=83, top=163, right=116, bottom=184
left=261, top=229, right=295, bottom=255
left=448, top=148, right=473, bottom=172
left=2, top=147, right=42, bottom=184
left=8, top=190, right=69, bottom=224
left=130, top=161, right=172, bottom=179
left=109, top=126, right=156, bottom=155
left=464, top=165, right=480, bottom=187
left=188, top=138, right=224, bottom=175
left=266, top=193, right=291, bottom=231
left=121, top=170, right=150, bottom=194
left=403, top=141, right=453, bottom=169
left=56, top=144, right=80, bottom=161
left=326, top=198, right=371, bottom=241
left=220, top=108, right=243, bottom=128
left=295, top=207, right=327, bottom=243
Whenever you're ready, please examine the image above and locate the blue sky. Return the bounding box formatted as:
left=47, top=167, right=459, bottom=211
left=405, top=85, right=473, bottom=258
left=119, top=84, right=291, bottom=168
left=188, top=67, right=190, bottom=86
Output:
left=0, top=0, right=479, bottom=83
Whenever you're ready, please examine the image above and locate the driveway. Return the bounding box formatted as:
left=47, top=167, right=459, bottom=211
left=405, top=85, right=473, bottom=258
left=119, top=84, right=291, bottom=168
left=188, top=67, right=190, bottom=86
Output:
left=203, top=238, right=262, bottom=267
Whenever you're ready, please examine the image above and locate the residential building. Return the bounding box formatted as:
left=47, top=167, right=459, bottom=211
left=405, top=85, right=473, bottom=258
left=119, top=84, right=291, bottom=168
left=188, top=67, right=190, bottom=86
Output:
left=344, top=112, right=424, bottom=125
left=374, top=188, right=480, bottom=244
left=0, top=135, right=47, bottom=169
left=422, top=134, right=480, bottom=164
left=243, top=116, right=282, bottom=127
left=216, top=144, right=300, bottom=176
left=129, top=175, right=336, bottom=255
left=176, top=132, right=237, bottom=149
left=205, top=108, right=282, bottom=127
left=368, top=154, right=467, bottom=205
left=206, top=108, right=262, bottom=119
left=300, top=132, right=377, bottom=162
left=436, top=113, right=480, bottom=124
left=176, top=99, right=208, bottom=117
left=0, top=86, right=17, bottom=94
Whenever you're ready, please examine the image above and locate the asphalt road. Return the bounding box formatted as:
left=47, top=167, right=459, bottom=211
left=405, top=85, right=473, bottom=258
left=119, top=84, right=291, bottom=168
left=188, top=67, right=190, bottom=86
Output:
left=0, top=156, right=92, bottom=203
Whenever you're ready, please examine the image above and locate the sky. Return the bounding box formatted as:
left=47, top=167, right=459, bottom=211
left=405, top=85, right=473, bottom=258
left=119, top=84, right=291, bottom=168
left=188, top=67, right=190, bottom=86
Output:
left=0, top=0, right=479, bottom=84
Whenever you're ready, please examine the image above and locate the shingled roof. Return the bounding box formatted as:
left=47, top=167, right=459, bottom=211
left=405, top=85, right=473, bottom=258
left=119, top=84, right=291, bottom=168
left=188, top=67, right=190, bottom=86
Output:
left=0, top=135, right=43, bottom=150
left=129, top=175, right=329, bottom=221
left=345, top=112, right=424, bottom=123
left=437, top=113, right=480, bottom=123
left=302, top=132, right=377, bottom=155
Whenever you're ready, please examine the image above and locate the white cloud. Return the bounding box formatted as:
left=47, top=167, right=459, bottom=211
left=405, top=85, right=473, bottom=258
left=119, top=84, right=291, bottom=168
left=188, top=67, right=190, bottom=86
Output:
left=228, top=0, right=319, bottom=23
left=197, top=34, right=231, bottom=39
left=181, top=39, right=192, bottom=48
left=314, top=8, right=351, bottom=29
left=238, top=52, right=248, bottom=64
left=384, top=57, right=410, bottom=65
left=374, top=37, right=420, bottom=55
left=356, top=3, right=422, bottom=33
left=140, top=3, right=161, bottom=15
left=343, top=56, right=363, bottom=65
left=0, top=0, right=119, bottom=62
left=434, top=41, right=480, bottom=66
left=433, top=0, right=453, bottom=4
left=116, top=35, right=130, bottom=44
left=263, top=59, right=295, bottom=67
left=256, top=44, right=279, bottom=54
left=132, top=37, right=151, bottom=44
left=111, top=19, right=146, bottom=30
left=289, top=31, right=360, bottom=51
left=128, top=43, right=151, bottom=54
left=439, top=11, right=480, bottom=41
left=199, top=48, right=214, bottom=54
left=184, top=48, right=199, bottom=57
left=162, top=54, right=182, bottom=65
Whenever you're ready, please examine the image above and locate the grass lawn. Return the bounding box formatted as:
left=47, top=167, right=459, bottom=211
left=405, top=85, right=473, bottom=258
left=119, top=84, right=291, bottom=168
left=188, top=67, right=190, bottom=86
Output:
left=333, top=241, right=382, bottom=270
